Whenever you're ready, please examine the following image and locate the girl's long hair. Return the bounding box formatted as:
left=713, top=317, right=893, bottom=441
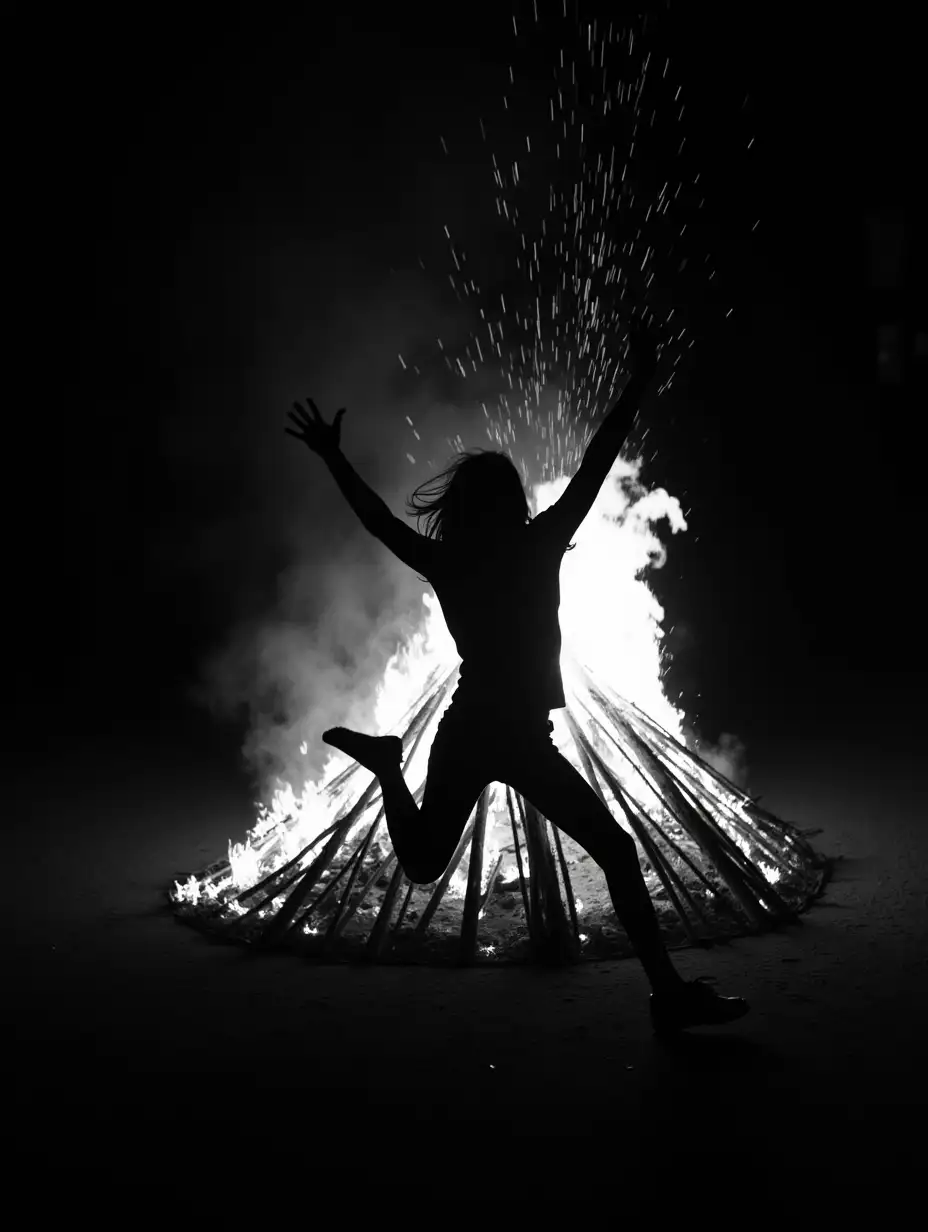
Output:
left=406, top=449, right=531, bottom=543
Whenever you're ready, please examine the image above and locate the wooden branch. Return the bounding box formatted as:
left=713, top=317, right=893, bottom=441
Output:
left=549, top=822, right=581, bottom=956
left=321, top=810, right=386, bottom=951
left=389, top=880, right=417, bottom=942
left=459, top=788, right=491, bottom=965
left=366, top=859, right=408, bottom=959
left=507, top=786, right=534, bottom=939
left=522, top=800, right=572, bottom=959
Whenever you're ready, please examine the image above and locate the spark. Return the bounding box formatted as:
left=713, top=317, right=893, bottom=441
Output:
left=406, top=10, right=744, bottom=489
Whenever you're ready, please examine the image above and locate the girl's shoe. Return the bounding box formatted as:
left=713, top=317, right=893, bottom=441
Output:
left=650, top=976, right=750, bottom=1036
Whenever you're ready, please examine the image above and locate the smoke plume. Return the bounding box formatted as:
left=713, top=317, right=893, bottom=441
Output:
left=686, top=727, right=751, bottom=790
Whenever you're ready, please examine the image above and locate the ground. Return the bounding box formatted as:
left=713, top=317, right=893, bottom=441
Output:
left=7, top=670, right=926, bottom=1201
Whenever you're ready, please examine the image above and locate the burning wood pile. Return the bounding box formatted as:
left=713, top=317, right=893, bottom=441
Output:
left=170, top=653, right=830, bottom=966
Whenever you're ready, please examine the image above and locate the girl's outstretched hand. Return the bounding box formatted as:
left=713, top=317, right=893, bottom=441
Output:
left=286, top=398, right=346, bottom=457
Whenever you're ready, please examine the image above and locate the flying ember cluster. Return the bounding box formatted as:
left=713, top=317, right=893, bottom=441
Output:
left=401, top=1, right=726, bottom=490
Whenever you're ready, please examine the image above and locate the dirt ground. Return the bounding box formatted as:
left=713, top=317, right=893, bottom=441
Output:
left=7, top=674, right=926, bottom=1200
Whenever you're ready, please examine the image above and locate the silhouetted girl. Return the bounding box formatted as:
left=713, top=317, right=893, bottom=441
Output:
left=286, top=326, right=748, bottom=1034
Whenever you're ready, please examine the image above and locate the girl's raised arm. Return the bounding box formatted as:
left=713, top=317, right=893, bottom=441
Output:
left=286, top=398, right=436, bottom=577
left=545, top=321, right=661, bottom=544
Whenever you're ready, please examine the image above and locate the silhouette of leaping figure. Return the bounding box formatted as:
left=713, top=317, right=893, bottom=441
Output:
left=286, top=319, right=749, bottom=1034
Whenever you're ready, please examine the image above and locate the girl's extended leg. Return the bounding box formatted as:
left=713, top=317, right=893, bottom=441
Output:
left=323, top=720, right=487, bottom=885
left=504, top=738, right=685, bottom=994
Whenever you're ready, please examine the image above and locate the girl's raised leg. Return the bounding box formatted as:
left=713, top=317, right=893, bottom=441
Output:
left=323, top=724, right=485, bottom=884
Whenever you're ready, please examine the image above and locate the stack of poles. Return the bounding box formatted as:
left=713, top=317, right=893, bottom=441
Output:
left=179, top=660, right=827, bottom=965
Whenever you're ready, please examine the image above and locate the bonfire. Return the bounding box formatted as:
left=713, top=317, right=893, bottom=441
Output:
left=171, top=10, right=830, bottom=964
left=170, top=454, right=830, bottom=964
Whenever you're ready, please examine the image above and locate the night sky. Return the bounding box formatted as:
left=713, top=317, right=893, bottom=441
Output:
left=14, top=2, right=925, bottom=789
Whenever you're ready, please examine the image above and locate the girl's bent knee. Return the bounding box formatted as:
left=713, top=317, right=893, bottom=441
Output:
left=406, top=845, right=455, bottom=885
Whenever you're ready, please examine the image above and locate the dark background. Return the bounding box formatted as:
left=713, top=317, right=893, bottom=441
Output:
left=6, top=2, right=927, bottom=1188
left=9, top=1, right=925, bottom=782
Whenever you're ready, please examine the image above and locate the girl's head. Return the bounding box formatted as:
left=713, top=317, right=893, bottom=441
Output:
left=407, top=449, right=531, bottom=543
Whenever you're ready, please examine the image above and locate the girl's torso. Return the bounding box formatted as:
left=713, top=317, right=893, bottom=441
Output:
left=428, top=518, right=567, bottom=711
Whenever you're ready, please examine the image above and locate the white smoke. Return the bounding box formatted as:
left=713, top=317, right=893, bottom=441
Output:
left=685, top=727, right=750, bottom=790
left=192, top=549, right=428, bottom=794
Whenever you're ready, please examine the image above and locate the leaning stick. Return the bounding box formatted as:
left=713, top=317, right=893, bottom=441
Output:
left=366, top=860, right=409, bottom=958
left=284, top=845, right=366, bottom=941
left=320, top=811, right=386, bottom=949
left=388, top=880, right=417, bottom=942
left=459, top=788, right=491, bottom=965
left=549, top=823, right=581, bottom=955
left=477, top=849, right=506, bottom=921
left=506, top=785, right=534, bottom=935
